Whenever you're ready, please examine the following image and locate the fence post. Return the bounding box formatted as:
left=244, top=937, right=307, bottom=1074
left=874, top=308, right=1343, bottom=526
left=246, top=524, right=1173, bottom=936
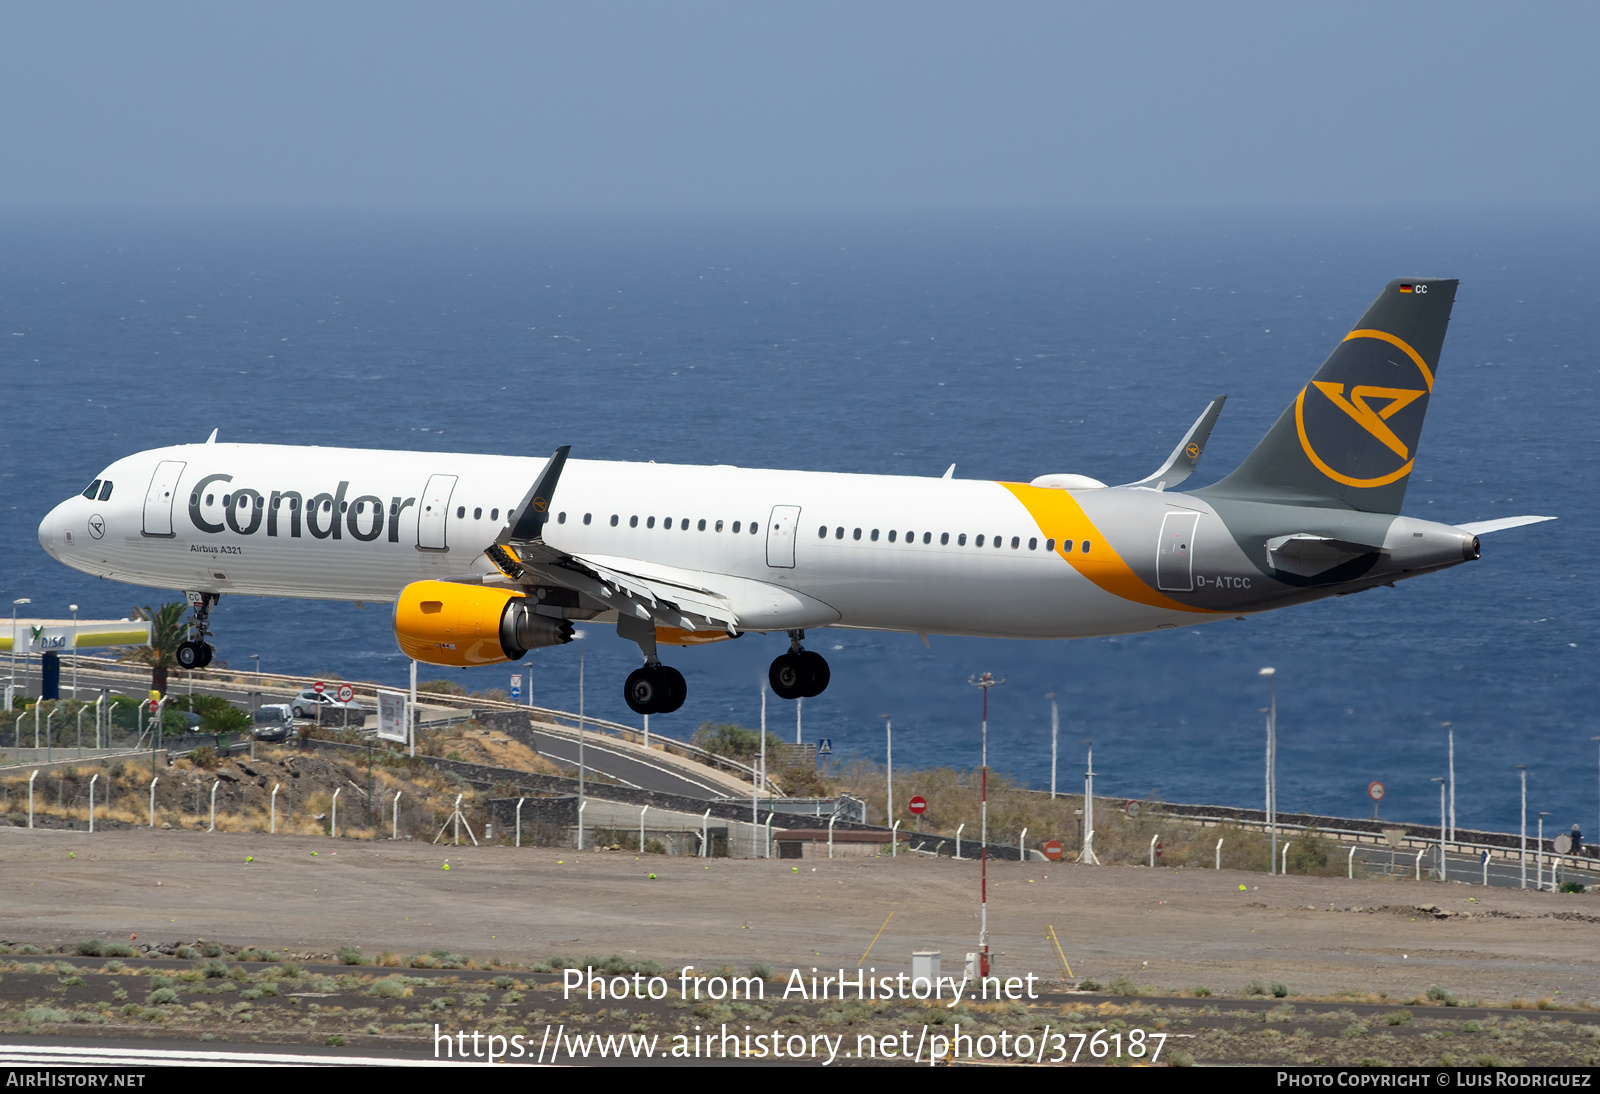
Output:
left=765, top=813, right=774, bottom=859
left=1149, top=833, right=1159, bottom=869
left=1019, top=827, right=1028, bottom=863
left=1482, top=849, right=1489, bottom=887
left=892, top=819, right=901, bottom=858
left=1348, top=844, right=1357, bottom=879
left=515, top=796, right=525, bottom=848
left=270, top=784, right=280, bottom=834
left=702, top=809, right=711, bottom=858
left=148, top=776, right=159, bottom=827
left=209, top=780, right=219, bottom=832
left=640, top=804, right=649, bottom=854
left=331, top=787, right=341, bottom=838
left=828, top=812, right=838, bottom=860
left=575, top=799, right=585, bottom=851
left=1216, top=837, right=1224, bottom=871
left=1281, top=842, right=1290, bottom=874
left=393, top=790, right=402, bottom=840
left=1414, top=846, right=1425, bottom=881
left=28, top=769, right=38, bottom=828
left=89, top=773, right=98, bottom=834
left=955, top=822, right=964, bottom=861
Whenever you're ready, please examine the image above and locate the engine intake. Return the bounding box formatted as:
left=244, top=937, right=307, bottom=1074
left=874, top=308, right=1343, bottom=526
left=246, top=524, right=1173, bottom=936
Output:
left=393, top=580, right=572, bottom=668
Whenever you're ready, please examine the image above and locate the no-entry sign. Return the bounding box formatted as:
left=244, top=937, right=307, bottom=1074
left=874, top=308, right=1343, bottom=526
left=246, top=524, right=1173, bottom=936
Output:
left=1368, top=781, right=1386, bottom=802
left=908, top=796, right=927, bottom=815
left=1042, top=839, right=1064, bottom=861
left=313, top=681, right=326, bottom=694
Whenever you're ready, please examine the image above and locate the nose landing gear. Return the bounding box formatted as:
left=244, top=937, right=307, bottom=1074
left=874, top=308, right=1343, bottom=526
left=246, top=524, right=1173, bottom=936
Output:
left=769, top=631, right=830, bottom=701
left=175, top=592, right=218, bottom=670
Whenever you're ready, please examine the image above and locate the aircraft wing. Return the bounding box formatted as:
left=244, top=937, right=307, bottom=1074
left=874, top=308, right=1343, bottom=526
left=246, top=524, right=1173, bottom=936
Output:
left=1453, top=515, right=1556, bottom=536
left=480, top=446, right=835, bottom=633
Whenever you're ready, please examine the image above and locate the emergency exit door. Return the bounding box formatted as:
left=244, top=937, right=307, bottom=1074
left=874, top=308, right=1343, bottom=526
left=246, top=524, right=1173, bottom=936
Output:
left=765, top=505, right=801, bottom=568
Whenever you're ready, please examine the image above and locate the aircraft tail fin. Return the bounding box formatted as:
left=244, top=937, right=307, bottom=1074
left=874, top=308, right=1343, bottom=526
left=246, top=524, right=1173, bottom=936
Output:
left=1197, top=278, right=1457, bottom=514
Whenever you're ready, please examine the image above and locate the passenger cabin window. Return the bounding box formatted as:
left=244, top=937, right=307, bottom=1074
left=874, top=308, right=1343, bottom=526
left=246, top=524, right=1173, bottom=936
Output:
left=958, top=533, right=967, bottom=546
left=818, top=526, right=827, bottom=539
left=558, top=512, right=566, bottom=524
left=852, top=528, right=861, bottom=541
left=1082, top=541, right=1091, bottom=553
left=698, top=519, right=706, bottom=531
left=583, top=513, right=591, bottom=525
left=681, top=518, right=689, bottom=530
left=456, top=506, right=465, bottom=519
left=940, top=532, right=949, bottom=545
left=975, top=534, right=985, bottom=547
left=490, top=508, right=499, bottom=520
left=994, top=536, right=1002, bottom=548
left=750, top=521, right=759, bottom=534
left=922, top=532, right=932, bottom=544
left=1029, top=537, right=1038, bottom=550
left=629, top=515, right=638, bottom=527
left=870, top=529, right=879, bottom=541
left=82, top=480, right=102, bottom=500
left=647, top=516, right=656, bottom=528
left=1011, top=536, right=1020, bottom=549
left=611, top=514, right=619, bottom=526
left=474, top=507, right=483, bottom=520
left=731, top=521, right=740, bottom=533
left=1046, top=538, right=1055, bottom=551
left=715, top=520, right=724, bottom=532
left=835, top=527, right=844, bottom=539
left=888, top=530, right=897, bottom=543
left=1061, top=539, right=1072, bottom=552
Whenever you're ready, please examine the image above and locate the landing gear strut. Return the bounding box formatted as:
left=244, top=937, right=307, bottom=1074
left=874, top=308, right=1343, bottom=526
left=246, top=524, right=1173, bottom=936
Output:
left=175, top=592, right=218, bottom=671
left=617, top=613, right=686, bottom=715
left=769, top=631, right=830, bottom=701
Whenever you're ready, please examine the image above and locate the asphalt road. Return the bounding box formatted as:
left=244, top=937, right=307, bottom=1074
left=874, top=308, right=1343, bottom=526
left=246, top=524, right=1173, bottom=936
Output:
left=526, top=728, right=728, bottom=799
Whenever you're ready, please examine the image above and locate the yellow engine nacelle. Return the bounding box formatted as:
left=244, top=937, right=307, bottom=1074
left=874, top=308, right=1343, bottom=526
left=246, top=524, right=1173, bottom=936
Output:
left=393, top=580, right=572, bottom=668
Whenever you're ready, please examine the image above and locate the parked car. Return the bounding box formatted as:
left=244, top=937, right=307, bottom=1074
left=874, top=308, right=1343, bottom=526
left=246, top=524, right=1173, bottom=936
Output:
left=290, top=688, right=366, bottom=724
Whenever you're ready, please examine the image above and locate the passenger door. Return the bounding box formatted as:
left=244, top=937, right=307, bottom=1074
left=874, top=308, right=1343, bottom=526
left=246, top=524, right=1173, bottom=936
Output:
left=141, top=460, right=186, bottom=537
left=1156, top=510, right=1201, bottom=592
left=417, top=474, right=458, bottom=551
left=765, top=505, right=801, bottom=568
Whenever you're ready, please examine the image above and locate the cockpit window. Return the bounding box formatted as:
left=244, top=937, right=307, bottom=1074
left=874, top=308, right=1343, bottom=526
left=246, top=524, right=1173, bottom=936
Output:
left=82, top=479, right=102, bottom=500
left=99, top=481, right=113, bottom=501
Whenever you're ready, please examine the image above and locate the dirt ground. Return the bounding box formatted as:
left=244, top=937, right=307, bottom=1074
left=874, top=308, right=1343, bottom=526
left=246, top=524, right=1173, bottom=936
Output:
left=2, top=827, right=1596, bottom=1007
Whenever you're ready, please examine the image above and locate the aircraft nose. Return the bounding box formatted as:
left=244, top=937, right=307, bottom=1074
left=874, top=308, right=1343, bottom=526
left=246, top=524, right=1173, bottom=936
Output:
left=38, top=498, right=71, bottom=559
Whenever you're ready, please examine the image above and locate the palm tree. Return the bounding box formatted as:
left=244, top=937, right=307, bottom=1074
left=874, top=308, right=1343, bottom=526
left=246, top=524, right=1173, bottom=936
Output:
left=123, top=602, right=188, bottom=695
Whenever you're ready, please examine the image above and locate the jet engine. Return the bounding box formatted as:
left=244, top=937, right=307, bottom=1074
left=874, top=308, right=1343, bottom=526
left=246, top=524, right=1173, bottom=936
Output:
left=392, top=579, right=572, bottom=667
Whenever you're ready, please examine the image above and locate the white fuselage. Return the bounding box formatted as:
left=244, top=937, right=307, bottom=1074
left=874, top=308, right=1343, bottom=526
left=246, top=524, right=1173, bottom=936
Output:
left=39, top=442, right=1213, bottom=641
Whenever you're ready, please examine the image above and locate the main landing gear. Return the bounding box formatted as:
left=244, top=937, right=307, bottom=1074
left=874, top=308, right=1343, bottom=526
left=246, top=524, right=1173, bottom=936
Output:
left=623, top=663, right=686, bottom=716
left=174, top=592, right=218, bottom=671
left=769, top=631, right=830, bottom=701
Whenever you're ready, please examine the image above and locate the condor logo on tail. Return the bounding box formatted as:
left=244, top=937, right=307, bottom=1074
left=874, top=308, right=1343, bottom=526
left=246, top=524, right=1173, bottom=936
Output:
left=1294, top=329, right=1434, bottom=490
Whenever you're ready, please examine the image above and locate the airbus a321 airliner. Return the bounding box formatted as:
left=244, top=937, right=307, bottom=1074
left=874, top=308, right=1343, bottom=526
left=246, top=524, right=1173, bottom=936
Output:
left=38, top=279, right=1549, bottom=716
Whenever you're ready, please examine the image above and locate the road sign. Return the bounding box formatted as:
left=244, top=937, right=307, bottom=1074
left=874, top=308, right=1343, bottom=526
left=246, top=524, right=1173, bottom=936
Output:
left=313, top=681, right=326, bottom=694
left=1042, top=839, right=1064, bottom=861
left=510, top=674, right=521, bottom=701
left=1368, top=781, right=1385, bottom=801
left=148, top=699, right=161, bottom=714
left=817, top=738, right=832, bottom=755
left=1124, top=800, right=1141, bottom=818
left=908, top=796, right=927, bottom=816
left=336, top=684, right=355, bottom=703
left=1555, top=834, right=1573, bottom=854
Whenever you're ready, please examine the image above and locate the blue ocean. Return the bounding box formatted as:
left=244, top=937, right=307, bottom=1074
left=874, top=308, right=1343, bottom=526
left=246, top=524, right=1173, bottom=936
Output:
left=1, top=208, right=1594, bottom=835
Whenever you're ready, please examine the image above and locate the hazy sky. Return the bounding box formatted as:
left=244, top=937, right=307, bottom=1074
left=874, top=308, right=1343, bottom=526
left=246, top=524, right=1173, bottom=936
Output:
left=3, top=2, right=1597, bottom=209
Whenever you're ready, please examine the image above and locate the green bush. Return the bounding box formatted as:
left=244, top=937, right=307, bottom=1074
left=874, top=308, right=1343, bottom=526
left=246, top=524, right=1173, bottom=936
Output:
left=102, top=943, right=136, bottom=958
left=370, top=977, right=411, bottom=999
left=200, top=942, right=224, bottom=958
left=1245, top=980, right=1268, bottom=996
left=146, top=988, right=179, bottom=1005
left=336, top=946, right=367, bottom=966
left=74, top=940, right=104, bottom=957
left=202, top=960, right=228, bottom=979
left=1426, top=985, right=1460, bottom=1007
left=1561, top=882, right=1586, bottom=894
left=1270, top=983, right=1290, bottom=998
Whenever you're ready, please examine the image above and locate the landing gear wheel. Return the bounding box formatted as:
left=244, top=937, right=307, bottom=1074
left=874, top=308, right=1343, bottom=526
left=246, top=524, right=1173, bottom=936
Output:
left=658, top=666, right=686, bottom=714
left=196, top=643, right=214, bottom=669
left=624, top=665, right=688, bottom=715
left=798, top=651, right=829, bottom=697
left=175, top=640, right=206, bottom=670
left=769, top=653, right=812, bottom=700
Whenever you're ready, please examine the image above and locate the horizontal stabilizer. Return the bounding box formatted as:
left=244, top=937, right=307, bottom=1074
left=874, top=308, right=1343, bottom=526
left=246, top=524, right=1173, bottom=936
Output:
left=1121, top=395, right=1227, bottom=490
left=1454, top=515, right=1556, bottom=536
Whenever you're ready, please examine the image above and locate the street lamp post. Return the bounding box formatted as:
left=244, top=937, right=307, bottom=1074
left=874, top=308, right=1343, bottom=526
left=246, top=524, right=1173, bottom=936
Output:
left=69, top=605, right=78, bottom=699
left=1516, top=766, right=1527, bottom=890
left=883, top=714, right=893, bottom=824
left=10, top=599, right=31, bottom=705
left=574, top=629, right=587, bottom=849
left=1443, top=722, right=1455, bottom=844
left=967, top=672, right=1004, bottom=976
left=1538, top=812, right=1551, bottom=892
left=1591, top=737, right=1600, bottom=861
left=1431, top=777, right=1446, bottom=881
left=1046, top=693, right=1058, bottom=800
left=1260, top=667, right=1277, bottom=875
